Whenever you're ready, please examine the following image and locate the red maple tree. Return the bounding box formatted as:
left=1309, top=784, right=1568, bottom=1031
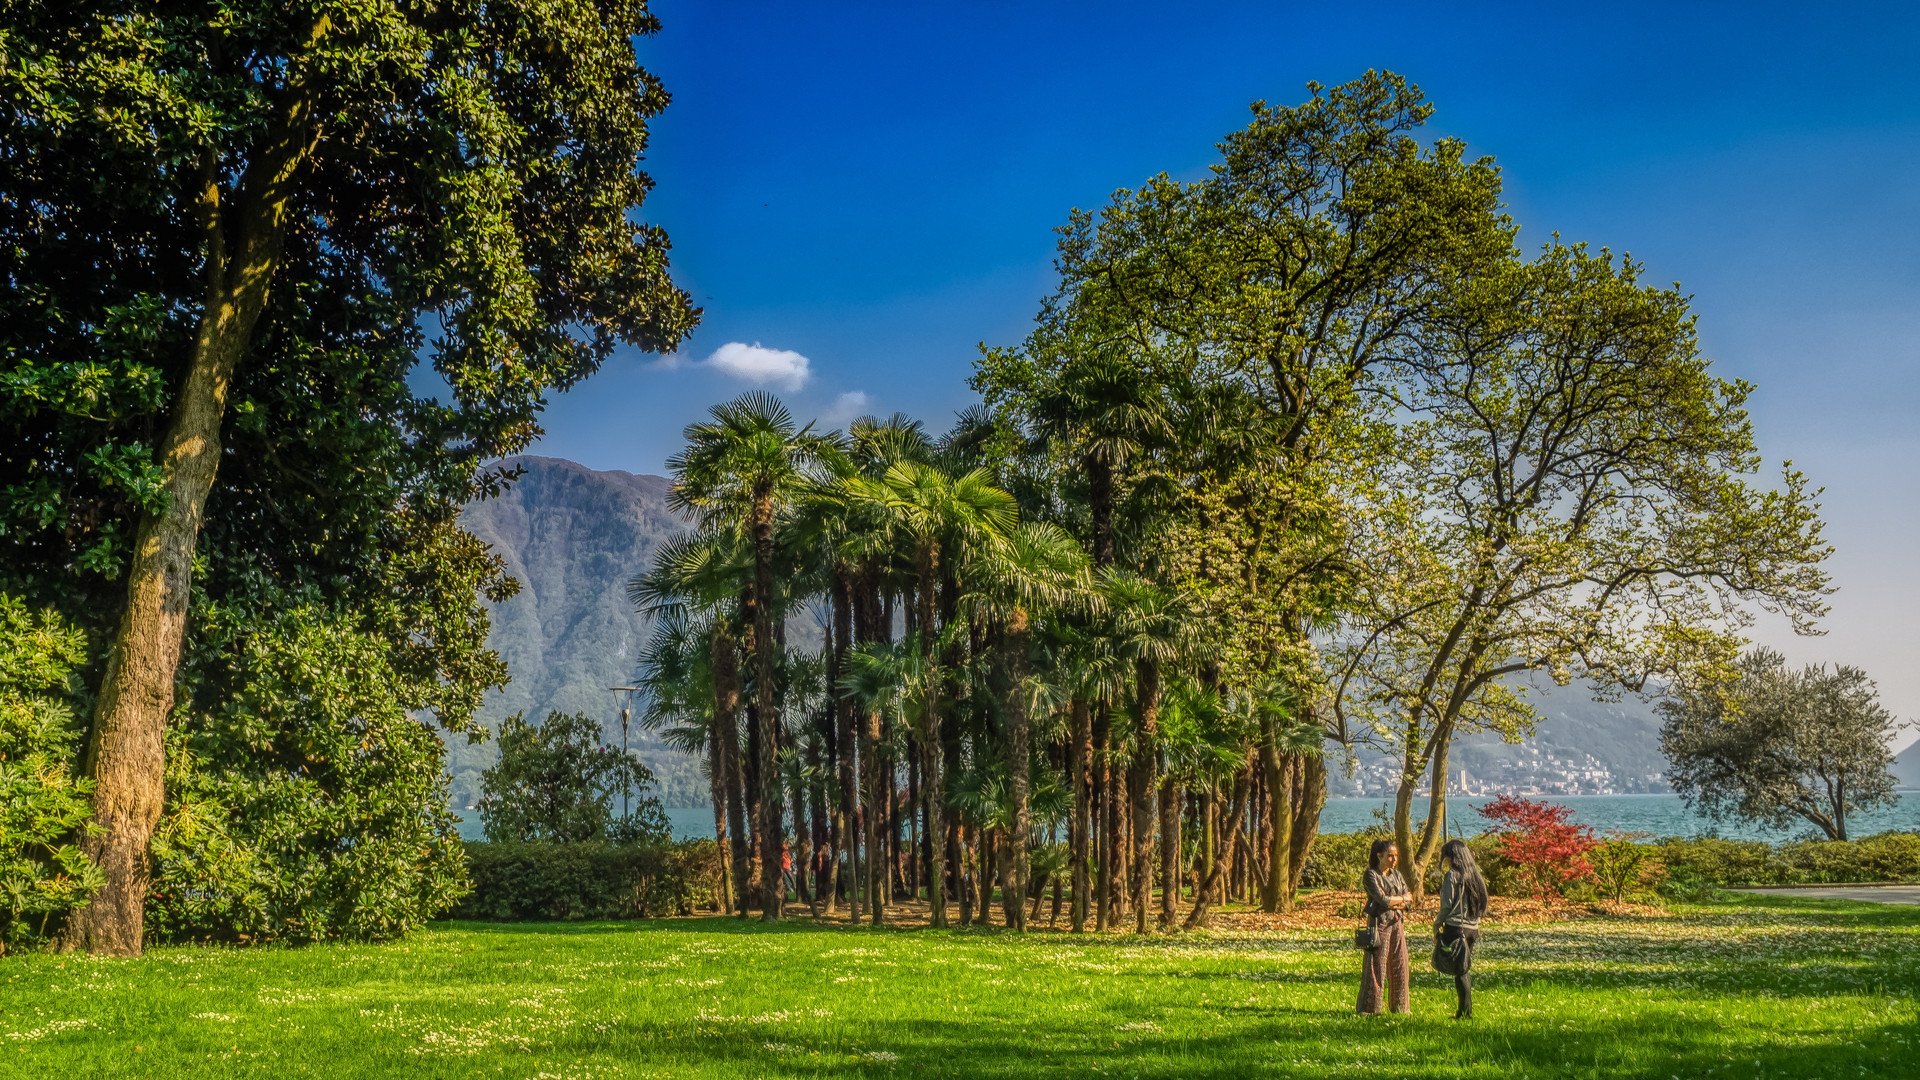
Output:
left=1477, top=795, right=1597, bottom=899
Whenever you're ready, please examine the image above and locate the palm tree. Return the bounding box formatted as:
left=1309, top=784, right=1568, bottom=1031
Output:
left=1101, top=570, right=1201, bottom=930
left=963, top=522, right=1092, bottom=930
left=668, top=392, right=837, bottom=921
left=843, top=460, right=1016, bottom=927
left=630, top=530, right=757, bottom=914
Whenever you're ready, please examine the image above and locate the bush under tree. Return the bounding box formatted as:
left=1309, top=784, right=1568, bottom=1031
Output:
left=478, top=711, right=670, bottom=845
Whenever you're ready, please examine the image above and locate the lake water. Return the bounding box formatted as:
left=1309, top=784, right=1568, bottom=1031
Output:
left=461, top=792, right=1920, bottom=844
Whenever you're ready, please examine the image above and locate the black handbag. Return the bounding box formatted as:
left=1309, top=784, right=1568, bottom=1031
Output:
left=1431, top=931, right=1471, bottom=975
left=1354, top=917, right=1379, bottom=951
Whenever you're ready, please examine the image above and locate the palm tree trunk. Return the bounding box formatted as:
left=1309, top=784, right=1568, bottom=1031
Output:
left=1095, top=706, right=1112, bottom=931
left=1005, top=610, right=1034, bottom=931
left=1183, top=764, right=1253, bottom=929
left=709, top=732, right=734, bottom=915
left=1158, top=774, right=1180, bottom=927
left=1131, top=658, right=1160, bottom=933
left=1070, top=696, right=1092, bottom=933
left=750, top=491, right=783, bottom=921
left=914, top=540, right=948, bottom=927
left=712, top=621, right=752, bottom=917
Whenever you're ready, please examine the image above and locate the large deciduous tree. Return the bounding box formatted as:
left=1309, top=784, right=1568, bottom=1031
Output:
left=1333, top=245, right=1830, bottom=894
left=2, top=1, right=695, bottom=953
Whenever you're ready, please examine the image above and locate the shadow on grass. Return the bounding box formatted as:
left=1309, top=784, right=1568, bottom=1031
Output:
left=535, top=1003, right=1911, bottom=1079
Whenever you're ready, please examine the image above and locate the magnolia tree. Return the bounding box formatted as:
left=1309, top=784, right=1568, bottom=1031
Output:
left=1332, top=245, right=1831, bottom=896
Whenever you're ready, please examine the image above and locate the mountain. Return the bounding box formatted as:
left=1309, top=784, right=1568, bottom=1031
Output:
left=451, top=456, right=699, bottom=808
left=451, top=456, right=1682, bottom=809
left=1895, top=741, right=1920, bottom=791
left=1326, top=681, right=1672, bottom=798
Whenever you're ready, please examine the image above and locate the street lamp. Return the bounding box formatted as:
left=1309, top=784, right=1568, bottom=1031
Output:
left=610, top=685, right=640, bottom=819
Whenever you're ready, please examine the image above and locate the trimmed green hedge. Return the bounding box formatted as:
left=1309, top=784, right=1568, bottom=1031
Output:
left=453, top=839, right=725, bottom=921
left=1652, top=832, right=1920, bottom=888
left=1298, top=829, right=1920, bottom=898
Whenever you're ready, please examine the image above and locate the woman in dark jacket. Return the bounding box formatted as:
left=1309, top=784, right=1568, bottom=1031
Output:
left=1433, top=838, right=1489, bottom=1019
left=1357, top=838, right=1412, bottom=1015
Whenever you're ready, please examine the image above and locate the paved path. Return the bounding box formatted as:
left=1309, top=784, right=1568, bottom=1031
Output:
left=1732, top=885, right=1920, bottom=905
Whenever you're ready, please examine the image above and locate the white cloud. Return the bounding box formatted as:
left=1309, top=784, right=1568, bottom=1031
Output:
left=703, top=341, right=811, bottom=391
left=823, top=390, right=871, bottom=426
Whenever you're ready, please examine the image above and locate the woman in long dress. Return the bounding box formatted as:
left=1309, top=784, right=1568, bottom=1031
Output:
left=1357, top=838, right=1412, bottom=1015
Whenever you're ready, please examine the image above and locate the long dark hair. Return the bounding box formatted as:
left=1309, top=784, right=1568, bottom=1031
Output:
left=1440, top=839, right=1488, bottom=918
left=1368, top=838, right=1397, bottom=872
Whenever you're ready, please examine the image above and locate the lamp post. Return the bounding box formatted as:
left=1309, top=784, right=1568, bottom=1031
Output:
left=610, top=686, right=640, bottom=819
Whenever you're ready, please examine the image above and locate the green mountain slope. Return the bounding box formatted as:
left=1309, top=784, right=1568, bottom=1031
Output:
left=452, top=456, right=700, bottom=808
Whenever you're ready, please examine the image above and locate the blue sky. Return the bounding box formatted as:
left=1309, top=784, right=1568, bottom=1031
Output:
left=524, top=1, right=1920, bottom=739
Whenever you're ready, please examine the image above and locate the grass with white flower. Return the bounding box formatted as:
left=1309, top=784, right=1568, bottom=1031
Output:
left=3, top=892, right=1914, bottom=1078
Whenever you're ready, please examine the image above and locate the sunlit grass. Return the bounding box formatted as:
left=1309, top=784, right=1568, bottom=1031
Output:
left=4, top=893, right=1914, bottom=1078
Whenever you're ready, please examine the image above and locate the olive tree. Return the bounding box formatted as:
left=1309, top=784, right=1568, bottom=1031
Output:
left=1661, top=649, right=1903, bottom=841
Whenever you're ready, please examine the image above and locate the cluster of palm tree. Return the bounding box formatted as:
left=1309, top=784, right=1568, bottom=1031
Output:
left=631, top=390, right=1310, bottom=931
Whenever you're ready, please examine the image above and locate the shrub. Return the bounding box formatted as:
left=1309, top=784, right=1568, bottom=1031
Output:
left=1477, top=795, right=1597, bottom=899
left=1587, top=834, right=1666, bottom=901
left=1298, top=829, right=1385, bottom=891
left=455, top=839, right=725, bottom=921
left=146, top=608, right=471, bottom=944
left=1653, top=832, right=1920, bottom=887
left=0, top=596, right=102, bottom=950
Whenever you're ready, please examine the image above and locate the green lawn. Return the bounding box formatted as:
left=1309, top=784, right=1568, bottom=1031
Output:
left=4, top=894, right=1915, bottom=1079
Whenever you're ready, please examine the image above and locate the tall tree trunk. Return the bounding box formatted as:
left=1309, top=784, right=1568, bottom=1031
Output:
left=712, top=623, right=752, bottom=917
left=708, top=728, right=734, bottom=915
left=1070, top=696, right=1092, bottom=933
left=1157, top=772, right=1180, bottom=928
left=1258, top=711, right=1287, bottom=912
left=1111, top=754, right=1131, bottom=923
left=1005, top=610, right=1033, bottom=931
left=1087, top=455, right=1115, bottom=568
left=1285, top=751, right=1326, bottom=905
left=863, top=703, right=883, bottom=925
left=914, top=540, right=948, bottom=927
left=1131, top=658, right=1160, bottom=933
left=1183, top=765, right=1253, bottom=929
left=1395, top=720, right=1454, bottom=902
left=1095, top=706, right=1112, bottom=931
left=65, top=85, right=323, bottom=956
left=750, top=491, right=783, bottom=921
left=792, top=737, right=817, bottom=917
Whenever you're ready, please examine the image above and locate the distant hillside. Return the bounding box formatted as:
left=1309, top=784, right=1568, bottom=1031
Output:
left=450, top=459, right=1690, bottom=810
left=452, top=456, right=698, bottom=808
left=1895, top=741, right=1920, bottom=790
left=1328, top=681, right=1671, bottom=798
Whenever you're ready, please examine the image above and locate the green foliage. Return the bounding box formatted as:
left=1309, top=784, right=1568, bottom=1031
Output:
left=147, top=605, right=473, bottom=944
left=1662, top=649, right=1903, bottom=840
left=1588, top=835, right=1666, bottom=902
left=0, top=596, right=101, bottom=948
left=455, top=839, right=723, bottom=920
left=478, top=711, right=669, bottom=845
left=1652, top=832, right=1920, bottom=888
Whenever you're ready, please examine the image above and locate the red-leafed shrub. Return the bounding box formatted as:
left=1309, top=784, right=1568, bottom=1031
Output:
left=1477, top=795, right=1597, bottom=899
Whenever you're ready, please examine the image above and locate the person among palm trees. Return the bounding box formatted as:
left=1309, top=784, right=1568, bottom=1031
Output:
left=1358, top=839, right=1412, bottom=1015
left=1434, top=838, right=1489, bottom=1019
